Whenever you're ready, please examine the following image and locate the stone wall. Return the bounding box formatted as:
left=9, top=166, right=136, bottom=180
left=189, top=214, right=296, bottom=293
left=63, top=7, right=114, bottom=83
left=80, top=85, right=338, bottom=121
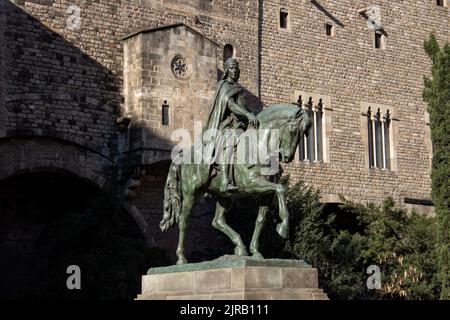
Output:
left=1, top=0, right=446, bottom=248
left=0, top=0, right=261, bottom=222
left=1, top=1, right=122, bottom=161
left=260, top=0, right=449, bottom=210
left=123, top=24, right=218, bottom=152
left=1, top=0, right=260, bottom=248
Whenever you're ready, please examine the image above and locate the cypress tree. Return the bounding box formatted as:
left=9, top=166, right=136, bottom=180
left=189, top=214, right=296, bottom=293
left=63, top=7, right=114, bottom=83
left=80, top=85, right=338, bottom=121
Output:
left=423, top=34, right=450, bottom=300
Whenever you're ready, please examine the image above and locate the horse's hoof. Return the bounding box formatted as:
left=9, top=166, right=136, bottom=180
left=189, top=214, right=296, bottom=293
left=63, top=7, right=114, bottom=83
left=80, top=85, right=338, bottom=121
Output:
left=234, top=246, right=248, bottom=256
left=251, top=252, right=264, bottom=260
left=176, top=257, right=188, bottom=265
left=276, top=222, right=289, bottom=239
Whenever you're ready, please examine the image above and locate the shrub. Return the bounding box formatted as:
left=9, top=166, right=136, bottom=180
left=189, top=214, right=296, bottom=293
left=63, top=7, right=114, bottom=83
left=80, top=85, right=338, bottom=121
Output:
left=265, top=179, right=440, bottom=300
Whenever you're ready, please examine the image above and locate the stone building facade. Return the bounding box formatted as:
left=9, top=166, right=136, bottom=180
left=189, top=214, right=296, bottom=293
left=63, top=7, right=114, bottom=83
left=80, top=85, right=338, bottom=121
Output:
left=259, top=0, right=448, bottom=215
left=0, top=0, right=447, bottom=269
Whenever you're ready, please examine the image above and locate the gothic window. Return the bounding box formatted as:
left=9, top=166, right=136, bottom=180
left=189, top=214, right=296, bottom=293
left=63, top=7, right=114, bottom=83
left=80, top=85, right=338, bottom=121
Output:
left=162, top=100, right=169, bottom=126
left=366, top=107, right=391, bottom=169
left=299, top=96, right=324, bottom=162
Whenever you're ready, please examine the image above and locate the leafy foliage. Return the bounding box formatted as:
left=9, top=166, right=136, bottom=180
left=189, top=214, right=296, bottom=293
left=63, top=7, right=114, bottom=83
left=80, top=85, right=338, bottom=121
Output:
left=423, top=34, right=450, bottom=300
left=262, top=179, right=439, bottom=300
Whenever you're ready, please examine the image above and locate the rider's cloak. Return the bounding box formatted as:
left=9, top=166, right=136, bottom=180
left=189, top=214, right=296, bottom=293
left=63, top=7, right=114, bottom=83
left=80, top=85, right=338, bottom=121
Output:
left=202, top=79, right=242, bottom=162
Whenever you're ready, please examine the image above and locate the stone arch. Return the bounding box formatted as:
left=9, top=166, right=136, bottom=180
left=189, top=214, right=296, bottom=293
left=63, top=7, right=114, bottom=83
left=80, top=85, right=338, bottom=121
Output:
left=217, top=36, right=241, bottom=66
left=0, top=127, right=111, bottom=158
left=0, top=137, right=155, bottom=299
left=0, top=136, right=113, bottom=189
left=0, top=136, right=156, bottom=238
left=0, top=168, right=151, bottom=299
left=0, top=169, right=97, bottom=299
left=223, top=43, right=234, bottom=62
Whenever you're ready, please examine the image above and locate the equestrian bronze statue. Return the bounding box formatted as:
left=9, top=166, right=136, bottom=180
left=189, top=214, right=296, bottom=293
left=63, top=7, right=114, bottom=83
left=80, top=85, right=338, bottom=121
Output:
left=160, top=58, right=312, bottom=264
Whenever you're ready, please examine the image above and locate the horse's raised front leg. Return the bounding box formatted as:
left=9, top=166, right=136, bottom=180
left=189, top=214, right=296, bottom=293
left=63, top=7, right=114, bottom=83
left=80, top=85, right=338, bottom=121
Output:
left=212, top=197, right=248, bottom=256
left=275, top=184, right=289, bottom=239
left=176, top=193, right=196, bottom=265
left=250, top=178, right=289, bottom=239
left=250, top=206, right=268, bottom=259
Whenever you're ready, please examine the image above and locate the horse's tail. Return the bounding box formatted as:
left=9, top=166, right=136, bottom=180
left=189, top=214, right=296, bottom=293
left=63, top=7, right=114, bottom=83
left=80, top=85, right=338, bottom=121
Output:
left=160, top=162, right=182, bottom=232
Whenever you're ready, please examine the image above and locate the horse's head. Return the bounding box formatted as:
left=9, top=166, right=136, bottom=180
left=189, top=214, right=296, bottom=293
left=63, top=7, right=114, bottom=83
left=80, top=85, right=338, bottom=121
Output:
left=257, top=103, right=312, bottom=164
left=278, top=107, right=312, bottom=163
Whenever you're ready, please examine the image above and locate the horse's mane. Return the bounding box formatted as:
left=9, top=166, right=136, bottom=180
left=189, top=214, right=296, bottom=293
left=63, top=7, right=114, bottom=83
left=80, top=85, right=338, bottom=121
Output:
left=256, top=103, right=302, bottom=126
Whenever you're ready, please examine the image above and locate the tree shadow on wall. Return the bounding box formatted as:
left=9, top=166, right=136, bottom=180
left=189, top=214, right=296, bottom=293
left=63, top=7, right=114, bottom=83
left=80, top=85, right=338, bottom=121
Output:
left=1, top=1, right=123, bottom=153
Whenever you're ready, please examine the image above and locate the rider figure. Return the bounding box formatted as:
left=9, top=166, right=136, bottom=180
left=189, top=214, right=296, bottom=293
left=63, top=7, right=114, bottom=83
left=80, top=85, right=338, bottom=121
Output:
left=202, top=58, right=258, bottom=192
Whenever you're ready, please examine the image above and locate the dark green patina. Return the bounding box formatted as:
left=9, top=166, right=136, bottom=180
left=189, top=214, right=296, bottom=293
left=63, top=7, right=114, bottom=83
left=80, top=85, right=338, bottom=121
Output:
left=148, top=256, right=311, bottom=275
left=160, top=58, right=312, bottom=265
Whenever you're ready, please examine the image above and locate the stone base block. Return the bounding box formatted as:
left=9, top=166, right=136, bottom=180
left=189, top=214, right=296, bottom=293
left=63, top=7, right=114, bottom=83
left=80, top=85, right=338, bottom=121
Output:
left=137, top=256, right=328, bottom=300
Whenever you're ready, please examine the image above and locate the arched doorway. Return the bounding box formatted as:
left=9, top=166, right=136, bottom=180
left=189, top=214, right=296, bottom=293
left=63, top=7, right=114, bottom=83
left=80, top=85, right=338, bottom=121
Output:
left=0, top=169, right=168, bottom=299
left=0, top=170, right=97, bottom=299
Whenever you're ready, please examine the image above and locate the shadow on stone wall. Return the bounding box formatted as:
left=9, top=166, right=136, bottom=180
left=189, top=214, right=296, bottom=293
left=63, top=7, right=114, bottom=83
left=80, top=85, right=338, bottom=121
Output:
left=1, top=1, right=120, bottom=155
left=0, top=170, right=173, bottom=300
left=0, top=2, right=165, bottom=299
left=0, top=1, right=267, bottom=299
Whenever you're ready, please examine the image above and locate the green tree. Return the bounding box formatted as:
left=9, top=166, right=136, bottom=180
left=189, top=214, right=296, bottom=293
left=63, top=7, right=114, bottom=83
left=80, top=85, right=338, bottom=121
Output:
left=268, top=179, right=439, bottom=299
left=359, top=199, right=439, bottom=300
left=423, top=34, right=450, bottom=300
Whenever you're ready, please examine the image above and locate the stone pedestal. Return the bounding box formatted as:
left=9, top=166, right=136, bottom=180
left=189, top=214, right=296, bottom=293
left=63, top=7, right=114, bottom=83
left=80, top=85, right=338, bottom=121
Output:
left=137, top=256, right=328, bottom=300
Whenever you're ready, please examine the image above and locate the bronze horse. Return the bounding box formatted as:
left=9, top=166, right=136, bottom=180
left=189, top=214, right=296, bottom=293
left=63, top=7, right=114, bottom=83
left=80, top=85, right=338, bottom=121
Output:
left=160, top=103, right=311, bottom=264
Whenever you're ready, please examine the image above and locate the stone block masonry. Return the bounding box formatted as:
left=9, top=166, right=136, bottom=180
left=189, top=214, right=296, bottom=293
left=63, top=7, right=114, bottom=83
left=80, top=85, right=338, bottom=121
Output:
left=1, top=0, right=445, bottom=254
left=260, top=0, right=448, bottom=211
